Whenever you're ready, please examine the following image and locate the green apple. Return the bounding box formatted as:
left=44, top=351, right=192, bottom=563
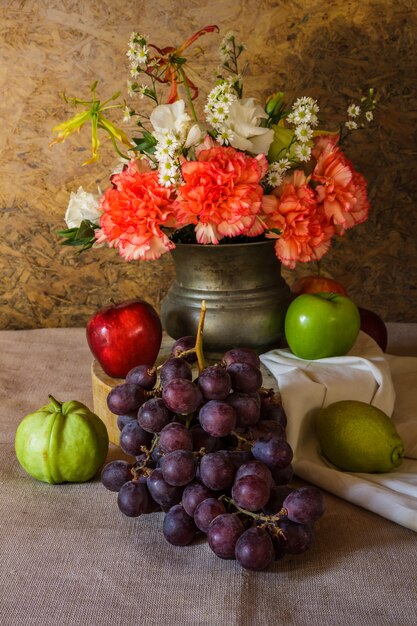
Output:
left=284, top=292, right=361, bottom=360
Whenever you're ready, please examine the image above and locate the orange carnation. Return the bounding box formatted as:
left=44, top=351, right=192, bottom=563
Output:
left=174, top=142, right=268, bottom=244
left=262, top=171, right=335, bottom=268
left=312, top=144, right=369, bottom=232
left=95, top=160, right=177, bottom=260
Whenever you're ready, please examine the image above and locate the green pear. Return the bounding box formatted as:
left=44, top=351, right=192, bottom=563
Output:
left=315, top=400, right=405, bottom=473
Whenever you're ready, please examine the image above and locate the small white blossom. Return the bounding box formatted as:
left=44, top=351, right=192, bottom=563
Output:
left=122, top=106, right=132, bottom=123
left=345, top=120, right=358, bottom=130
left=266, top=170, right=283, bottom=187
left=365, top=110, right=374, bottom=122
left=294, top=123, right=313, bottom=143
left=294, top=143, right=312, bottom=162
left=347, top=104, right=361, bottom=118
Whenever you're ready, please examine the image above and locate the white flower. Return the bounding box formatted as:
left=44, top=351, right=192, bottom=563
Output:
left=150, top=100, right=192, bottom=143
left=221, top=97, right=274, bottom=155
left=293, top=143, right=312, bottom=162
left=65, top=187, right=101, bottom=229
left=347, top=104, right=361, bottom=118
left=184, top=123, right=204, bottom=148
left=294, top=123, right=313, bottom=143
left=365, top=110, right=374, bottom=122
left=345, top=120, right=358, bottom=130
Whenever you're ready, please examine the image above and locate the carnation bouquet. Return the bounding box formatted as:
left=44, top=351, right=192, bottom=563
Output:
left=52, top=25, right=377, bottom=269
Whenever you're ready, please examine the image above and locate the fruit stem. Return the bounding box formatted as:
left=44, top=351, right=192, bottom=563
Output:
left=221, top=495, right=286, bottom=526
left=195, top=300, right=207, bottom=374
left=48, top=395, right=62, bottom=412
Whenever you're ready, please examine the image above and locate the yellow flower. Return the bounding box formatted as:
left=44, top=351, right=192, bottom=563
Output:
left=50, top=86, right=133, bottom=165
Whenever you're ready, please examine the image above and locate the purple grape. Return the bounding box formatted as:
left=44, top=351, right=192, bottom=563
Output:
left=117, top=413, right=137, bottom=431
left=262, top=485, right=293, bottom=515
left=182, top=481, right=214, bottom=517
left=235, top=460, right=273, bottom=487
left=223, top=347, right=261, bottom=369
left=207, top=513, right=245, bottom=559
left=194, top=497, right=226, bottom=533
left=226, top=362, right=262, bottom=394
left=160, top=450, right=197, bottom=487
left=147, top=468, right=183, bottom=509
left=199, top=451, right=236, bottom=491
left=199, top=400, right=237, bottom=438
left=283, top=487, right=325, bottom=524
left=190, top=424, right=218, bottom=454
left=270, top=464, right=294, bottom=486
left=159, top=422, right=193, bottom=452
left=260, top=398, right=287, bottom=428
left=235, top=527, right=275, bottom=571
left=125, top=364, right=157, bottom=390
left=119, top=421, right=151, bottom=457
left=198, top=365, right=232, bottom=400
left=162, top=378, right=203, bottom=414
left=252, top=434, right=293, bottom=469
left=163, top=504, right=197, bottom=546
left=101, top=460, right=133, bottom=492
left=220, top=449, right=253, bottom=470
left=249, top=419, right=286, bottom=441
left=117, top=480, right=149, bottom=517
left=107, top=383, right=145, bottom=415
left=277, top=519, right=314, bottom=554
left=138, top=398, right=172, bottom=433
left=171, top=336, right=197, bottom=363
left=227, top=392, right=260, bottom=427
left=231, top=474, right=270, bottom=512
left=160, top=357, right=192, bottom=386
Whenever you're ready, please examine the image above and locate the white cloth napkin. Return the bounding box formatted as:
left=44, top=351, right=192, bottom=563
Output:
left=260, top=331, right=417, bottom=532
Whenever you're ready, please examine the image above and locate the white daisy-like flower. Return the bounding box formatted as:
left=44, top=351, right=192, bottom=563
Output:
left=347, top=104, right=361, bottom=118
left=294, top=143, right=312, bottom=162
left=135, top=47, right=148, bottom=65
left=294, top=123, right=314, bottom=143
left=277, top=158, right=291, bottom=172
left=293, top=107, right=312, bottom=124
left=127, top=81, right=136, bottom=98
left=217, top=128, right=234, bottom=145
left=130, top=66, right=140, bottom=79
left=122, top=106, right=132, bottom=123
left=266, top=171, right=283, bottom=187
left=345, top=120, right=358, bottom=130
left=365, top=110, right=374, bottom=122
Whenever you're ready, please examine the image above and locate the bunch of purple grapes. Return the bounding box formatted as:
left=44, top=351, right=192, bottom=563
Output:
left=101, top=336, right=325, bottom=571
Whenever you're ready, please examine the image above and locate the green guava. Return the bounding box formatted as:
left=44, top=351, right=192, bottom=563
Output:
left=15, top=396, right=109, bottom=484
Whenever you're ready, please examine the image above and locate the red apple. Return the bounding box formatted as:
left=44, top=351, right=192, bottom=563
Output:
left=358, top=307, right=388, bottom=352
left=291, top=275, right=348, bottom=297
left=86, top=300, right=162, bottom=378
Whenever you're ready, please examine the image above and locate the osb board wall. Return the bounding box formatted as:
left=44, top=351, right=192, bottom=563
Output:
left=0, top=0, right=416, bottom=329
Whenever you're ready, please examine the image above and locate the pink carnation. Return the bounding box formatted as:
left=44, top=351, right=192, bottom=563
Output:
left=95, top=160, right=177, bottom=261
left=312, top=144, right=369, bottom=232
left=262, top=171, right=335, bottom=268
left=174, top=142, right=268, bottom=244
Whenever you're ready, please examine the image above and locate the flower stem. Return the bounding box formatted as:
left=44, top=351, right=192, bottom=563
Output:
left=178, top=66, right=198, bottom=123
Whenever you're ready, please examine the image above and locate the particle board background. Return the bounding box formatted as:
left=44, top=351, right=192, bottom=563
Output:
left=0, top=0, right=416, bottom=329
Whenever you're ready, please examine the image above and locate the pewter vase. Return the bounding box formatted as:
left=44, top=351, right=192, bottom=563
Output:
left=160, top=240, right=292, bottom=357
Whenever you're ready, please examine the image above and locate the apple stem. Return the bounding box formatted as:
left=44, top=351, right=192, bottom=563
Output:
left=48, top=395, right=62, bottom=412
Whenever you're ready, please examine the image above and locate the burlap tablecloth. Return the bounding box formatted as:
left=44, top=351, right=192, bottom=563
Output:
left=1, top=327, right=416, bottom=626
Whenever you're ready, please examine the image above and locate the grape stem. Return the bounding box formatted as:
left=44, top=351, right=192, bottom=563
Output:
left=131, top=434, right=161, bottom=479
left=220, top=495, right=287, bottom=536
left=194, top=300, right=207, bottom=374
